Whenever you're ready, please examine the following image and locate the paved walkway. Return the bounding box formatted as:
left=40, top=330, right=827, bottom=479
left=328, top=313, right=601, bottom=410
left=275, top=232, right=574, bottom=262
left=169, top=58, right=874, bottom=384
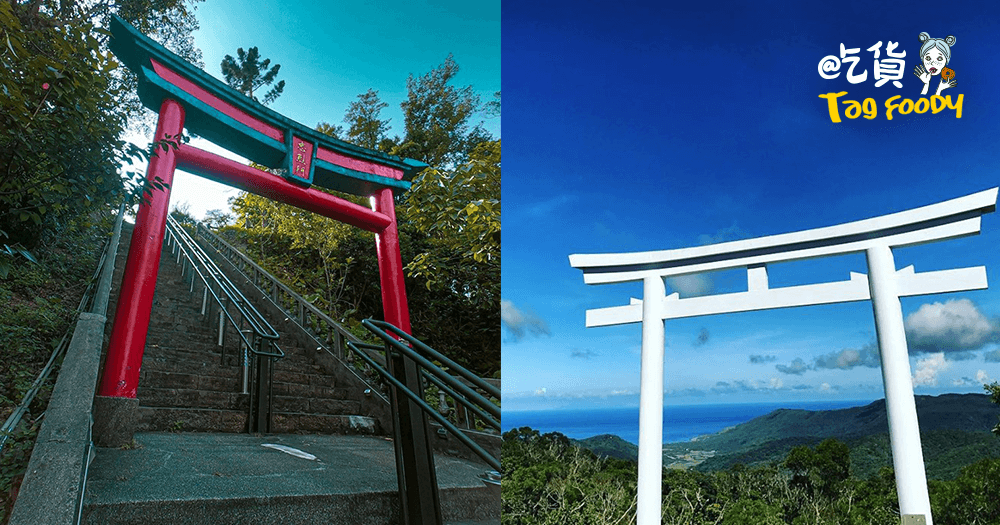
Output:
left=83, top=432, right=498, bottom=524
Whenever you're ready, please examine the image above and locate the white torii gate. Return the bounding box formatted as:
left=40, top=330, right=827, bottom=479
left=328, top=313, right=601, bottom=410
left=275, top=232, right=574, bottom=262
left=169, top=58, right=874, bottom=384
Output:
left=569, top=188, right=998, bottom=525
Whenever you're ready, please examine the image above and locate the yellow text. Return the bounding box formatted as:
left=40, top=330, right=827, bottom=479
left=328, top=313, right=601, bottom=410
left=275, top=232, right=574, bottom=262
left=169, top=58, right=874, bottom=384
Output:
left=818, top=92, right=963, bottom=122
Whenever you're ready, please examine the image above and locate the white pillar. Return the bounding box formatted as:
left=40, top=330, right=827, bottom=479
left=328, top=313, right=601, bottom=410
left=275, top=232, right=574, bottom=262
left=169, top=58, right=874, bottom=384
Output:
left=866, top=245, right=933, bottom=525
left=637, top=276, right=665, bottom=525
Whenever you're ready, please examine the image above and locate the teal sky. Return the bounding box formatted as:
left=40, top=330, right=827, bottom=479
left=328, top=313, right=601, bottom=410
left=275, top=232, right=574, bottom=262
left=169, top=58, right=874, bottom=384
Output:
left=157, top=0, right=500, bottom=219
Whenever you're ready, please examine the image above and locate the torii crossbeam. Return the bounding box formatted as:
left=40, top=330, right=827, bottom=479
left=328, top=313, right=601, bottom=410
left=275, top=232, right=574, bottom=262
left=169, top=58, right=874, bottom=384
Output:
left=97, top=16, right=426, bottom=438
left=570, top=188, right=998, bottom=525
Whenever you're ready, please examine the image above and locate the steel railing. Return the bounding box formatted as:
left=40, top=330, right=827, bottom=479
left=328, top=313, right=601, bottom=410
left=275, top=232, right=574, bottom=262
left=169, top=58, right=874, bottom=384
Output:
left=194, top=224, right=390, bottom=401
left=192, top=223, right=502, bottom=525
left=194, top=224, right=500, bottom=436
left=348, top=319, right=500, bottom=525
left=349, top=320, right=499, bottom=468
left=164, top=216, right=283, bottom=432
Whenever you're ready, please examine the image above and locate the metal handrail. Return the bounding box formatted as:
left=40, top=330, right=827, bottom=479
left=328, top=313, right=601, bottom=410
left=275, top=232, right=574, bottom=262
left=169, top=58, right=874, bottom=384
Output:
left=168, top=218, right=279, bottom=341
left=165, top=217, right=283, bottom=358
left=348, top=320, right=500, bottom=467
left=164, top=216, right=283, bottom=432
left=365, top=320, right=501, bottom=404
left=195, top=224, right=499, bottom=435
left=194, top=224, right=390, bottom=396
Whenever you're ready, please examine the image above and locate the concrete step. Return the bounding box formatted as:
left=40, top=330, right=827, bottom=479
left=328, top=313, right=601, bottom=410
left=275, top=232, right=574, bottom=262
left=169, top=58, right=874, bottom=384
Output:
left=270, top=381, right=352, bottom=400
left=271, top=412, right=377, bottom=435
left=138, top=388, right=360, bottom=417
left=82, top=432, right=498, bottom=525
left=138, top=406, right=247, bottom=433
left=139, top=355, right=238, bottom=377
left=139, top=370, right=239, bottom=392
left=272, top=395, right=361, bottom=415
left=139, top=387, right=249, bottom=411
left=138, top=407, right=378, bottom=435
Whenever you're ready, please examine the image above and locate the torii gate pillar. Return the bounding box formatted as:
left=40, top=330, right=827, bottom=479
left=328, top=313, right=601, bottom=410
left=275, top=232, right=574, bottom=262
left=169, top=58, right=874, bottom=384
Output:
left=100, top=99, right=184, bottom=400
left=94, top=99, right=184, bottom=445
left=867, top=245, right=932, bottom=520
left=637, top=276, right=665, bottom=525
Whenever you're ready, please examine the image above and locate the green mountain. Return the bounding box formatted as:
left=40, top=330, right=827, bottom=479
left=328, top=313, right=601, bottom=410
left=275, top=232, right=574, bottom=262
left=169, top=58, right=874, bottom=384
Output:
left=571, top=434, right=638, bottom=461
left=687, top=393, right=998, bottom=454
left=573, top=393, right=1000, bottom=479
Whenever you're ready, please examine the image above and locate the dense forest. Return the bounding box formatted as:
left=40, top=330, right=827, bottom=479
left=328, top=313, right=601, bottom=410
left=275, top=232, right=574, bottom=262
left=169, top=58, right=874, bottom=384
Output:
left=502, top=389, right=1000, bottom=524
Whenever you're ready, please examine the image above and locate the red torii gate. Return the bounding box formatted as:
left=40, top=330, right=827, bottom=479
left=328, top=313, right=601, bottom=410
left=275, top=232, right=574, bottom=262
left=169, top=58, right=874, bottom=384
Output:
left=97, top=16, right=426, bottom=422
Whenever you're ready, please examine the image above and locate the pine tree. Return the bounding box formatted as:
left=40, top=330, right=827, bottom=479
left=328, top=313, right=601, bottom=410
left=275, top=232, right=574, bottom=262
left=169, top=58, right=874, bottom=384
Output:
left=220, top=47, right=285, bottom=105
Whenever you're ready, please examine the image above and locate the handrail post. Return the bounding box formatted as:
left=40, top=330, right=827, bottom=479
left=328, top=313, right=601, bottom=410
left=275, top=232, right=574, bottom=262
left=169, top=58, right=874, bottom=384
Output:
left=241, top=330, right=252, bottom=394
left=251, top=337, right=273, bottom=433
left=386, top=340, right=442, bottom=525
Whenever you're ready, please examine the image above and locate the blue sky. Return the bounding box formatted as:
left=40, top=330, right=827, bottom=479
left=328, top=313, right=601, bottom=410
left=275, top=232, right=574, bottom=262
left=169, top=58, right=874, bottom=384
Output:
left=141, top=0, right=500, bottom=219
left=503, top=0, right=1000, bottom=410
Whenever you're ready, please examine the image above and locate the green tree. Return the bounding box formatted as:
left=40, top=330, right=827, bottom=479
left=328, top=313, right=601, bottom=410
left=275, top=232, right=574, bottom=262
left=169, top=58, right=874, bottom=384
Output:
left=203, top=208, right=234, bottom=228
left=0, top=0, right=191, bottom=253
left=398, top=54, right=488, bottom=167
left=220, top=46, right=285, bottom=105
left=315, top=121, right=344, bottom=140
left=784, top=438, right=851, bottom=498
left=987, top=381, right=1000, bottom=437
left=344, top=88, right=392, bottom=151
left=930, top=458, right=1000, bottom=525
left=403, top=139, right=500, bottom=305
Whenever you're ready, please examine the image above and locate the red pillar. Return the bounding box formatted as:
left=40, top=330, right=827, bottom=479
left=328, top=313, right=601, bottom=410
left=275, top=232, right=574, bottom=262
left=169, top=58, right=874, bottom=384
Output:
left=99, top=99, right=185, bottom=398
left=372, top=188, right=412, bottom=335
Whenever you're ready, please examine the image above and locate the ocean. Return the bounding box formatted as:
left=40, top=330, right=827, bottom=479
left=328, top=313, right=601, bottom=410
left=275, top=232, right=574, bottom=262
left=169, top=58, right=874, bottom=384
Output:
left=502, top=400, right=874, bottom=445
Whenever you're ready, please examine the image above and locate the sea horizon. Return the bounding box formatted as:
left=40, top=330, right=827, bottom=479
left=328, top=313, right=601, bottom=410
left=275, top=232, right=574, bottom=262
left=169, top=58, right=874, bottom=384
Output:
left=502, top=399, right=877, bottom=445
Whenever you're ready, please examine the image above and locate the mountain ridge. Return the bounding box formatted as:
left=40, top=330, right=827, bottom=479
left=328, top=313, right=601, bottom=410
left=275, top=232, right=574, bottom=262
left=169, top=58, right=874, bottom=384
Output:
left=572, top=393, right=1000, bottom=479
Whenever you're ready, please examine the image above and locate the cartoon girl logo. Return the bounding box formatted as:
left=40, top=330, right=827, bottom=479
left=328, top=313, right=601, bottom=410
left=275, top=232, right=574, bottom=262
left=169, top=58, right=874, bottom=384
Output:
left=913, top=32, right=957, bottom=96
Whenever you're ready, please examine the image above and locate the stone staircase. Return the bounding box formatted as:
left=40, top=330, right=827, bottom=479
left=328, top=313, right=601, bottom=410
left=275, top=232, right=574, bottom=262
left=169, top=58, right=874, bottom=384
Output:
left=89, top=222, right=499, bottom=524
left=102, top=223, right=377, bottom=435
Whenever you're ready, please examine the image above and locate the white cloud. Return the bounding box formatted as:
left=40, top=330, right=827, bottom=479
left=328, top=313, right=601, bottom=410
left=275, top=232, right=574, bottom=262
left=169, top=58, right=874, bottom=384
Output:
left=977, top=370, right=992, bottom=383
left=667, top=273, right=713, bottom=297
left=905, top=299, right=1000, bottom=353
left=912, top=352, right=950, bottom=387
left=534, top=387, right=547, bottom=396
left=501, top=300, right=550, bottom=341
left=775, top=357, right=811, bottom=375
left=819, top=382, right=832, bottom=392
left=813, top=342, right=880, bottom=370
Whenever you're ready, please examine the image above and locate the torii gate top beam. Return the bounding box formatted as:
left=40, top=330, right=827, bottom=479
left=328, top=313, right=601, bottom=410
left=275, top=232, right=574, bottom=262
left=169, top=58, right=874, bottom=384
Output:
left=109, top=15, right=426, bottom=197
left=570, top=187, right=998, bottom=285
left=571, top=188, right=998, bottom=327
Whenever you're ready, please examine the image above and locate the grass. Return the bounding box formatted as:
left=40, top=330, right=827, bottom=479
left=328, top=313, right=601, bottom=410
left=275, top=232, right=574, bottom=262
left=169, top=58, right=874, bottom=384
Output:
left=0, top=215, right=111, bottom=523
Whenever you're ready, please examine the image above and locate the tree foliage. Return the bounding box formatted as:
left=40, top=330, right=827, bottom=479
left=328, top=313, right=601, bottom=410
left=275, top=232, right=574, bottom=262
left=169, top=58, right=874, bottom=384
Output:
left=987, top=381, right=1000, bottom=437
left=403, top=139, right=500, bottom=306
left=220, top=46, right=285, bottom=105
left=221, top=58, right=500, bottom=375
left=0, top=0, right=198, bottom=261
left=344, top=88, right=392, bottom=151
left=397, top=54, right=489, bottom=167
left=503, top=427, right=1000, bottom=525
